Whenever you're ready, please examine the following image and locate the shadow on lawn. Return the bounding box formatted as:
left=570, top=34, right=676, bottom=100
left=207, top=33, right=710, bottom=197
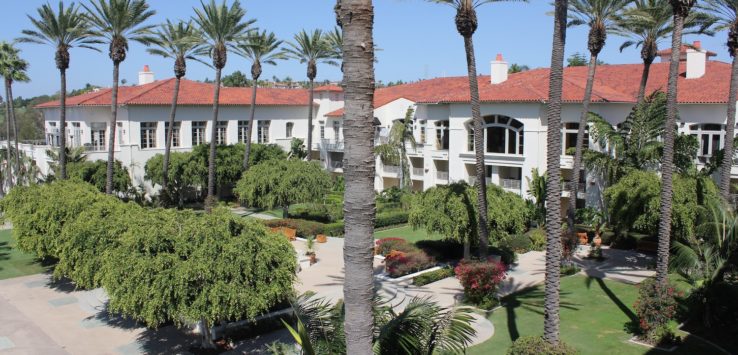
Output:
left=500, top=287, right=580, bottom=342
left=0, top=241, right=10, bottom=270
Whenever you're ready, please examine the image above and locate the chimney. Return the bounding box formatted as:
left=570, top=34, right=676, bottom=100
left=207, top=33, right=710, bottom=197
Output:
left=138, top=65, right=155, bottom=85
left=491, top=54, right=508, bottom=84
left=686, top=41, right=706, bottom=79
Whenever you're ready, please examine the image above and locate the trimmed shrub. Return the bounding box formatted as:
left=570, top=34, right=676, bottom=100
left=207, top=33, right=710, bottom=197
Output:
left=263, top=219, right=327, bottom=238
left=324, top=222, right=345, bottom=237
left=507, top=336, right=577, bottom=355
left=413, top=267, right=454, bottom=286
left=289, top=203, right=343, bottom=223
left=0, top=181, right=103, bottom=259
left=527, top=228, right=546, bottom=251
left=634, top=278, right=680, bottom=343
left=375, top=237, right=414, bottom=256
left=385, top=249, right=435, bottom=278
left=500, top=234, right=533, bottom=254
left=416, top=239, right=465, bottom=261
left=455, top=259, right=507, bottom=309
left=374, top=211, right=409, bottom=229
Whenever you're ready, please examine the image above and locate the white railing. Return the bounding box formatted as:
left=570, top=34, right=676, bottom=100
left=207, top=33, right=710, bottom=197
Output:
left=501, top=178, right=522, bottom=190
left=437, top=171, right=449, bottom=180
left=275, top=138, right=293, bottom=152
left=467, top=176, right=492, bottom=185
left=384, top=165, right=400, bottom=174
left=321, top=139, right=344, bottom=151
left=412, top=167, right=424, bottom=176
left=331, top=161, right=343, bottom=169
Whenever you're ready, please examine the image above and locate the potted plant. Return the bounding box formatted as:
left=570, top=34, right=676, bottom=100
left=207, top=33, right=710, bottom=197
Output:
left=581, top=208, right=606, bottom=247
left=306, top=236, right=317, bottom=265
left=316, top=234, right=327, bottom=243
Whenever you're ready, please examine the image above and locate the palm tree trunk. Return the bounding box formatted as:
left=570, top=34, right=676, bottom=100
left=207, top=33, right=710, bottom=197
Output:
left=7, top=81, right=19, bottom=179
left=543, top=0, right=568, bottom=345
left=339, top=1, right=376, bottom=353
left=106, top=62, right=120, bottom=194
left=3, top=81, right=12, bottom=188
left=568, top=54, right=598, bottom=233
left=306, top=79, right=315, bottom=161
left=656, top=12, right=685, bottom=286
left=162, top=77, right=181, bottom=204
left=59, top=68, right=67, bottom=179
left=719, top=52, right=738, bottom=200
left=637, top=60, right=653, bottom=104
left=207, top=68, right=222, bottom=207
left=243, top=81, right=258, bottom=170
left=463, top=35, right=490, bottom=259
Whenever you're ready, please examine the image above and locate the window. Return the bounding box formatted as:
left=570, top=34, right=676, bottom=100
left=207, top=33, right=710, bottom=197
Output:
left=216, top=121, right=227, bottom=145
left=47, top=122, right=59, bottom=147
left=483, top=115, right=524, bottom=155
left=689, top=123, right=724, bottom=160
left=140, top=122, right=157, bottom=149
left=286, top=122, right=294, bottom=138
left=562, top=122, right=588, bottom=155
left=238, top=121, right=250, bottom=143
left=333, top=121, right=340, bottom=141
left=419, top=120, right=426, bottom=144
left=70, top=122, right=82, bottom=147
left=192, top=121, right=206, bottom=146
left=320, top=123, right=326, bottom=139
left=117, top=122, right=125, bottom=145
left=165, top=122, right=181, bottom=147
left=257, top=120, right=270, bottom=144
left=467, top=125, right=475, bottom=151
left=90, top=122, right=106, bottom=151
left=435, top=120, right=449, bottom=150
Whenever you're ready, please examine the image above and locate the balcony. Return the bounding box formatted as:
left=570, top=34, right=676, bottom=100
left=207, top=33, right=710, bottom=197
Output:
left=322, top=139, right=344, bottom=151
left=467, top=176, right=492, bottom=185
left=412, top=167, right=424, bottom=177
left=501, top=178, right=522, bottom=191
left=84, top=143, right=106, bottom=152
left=331, top=161, right=343, bottom=169
left=384, top=165, right=400, bottom=174
left=436, top=171, right=449, bottom=181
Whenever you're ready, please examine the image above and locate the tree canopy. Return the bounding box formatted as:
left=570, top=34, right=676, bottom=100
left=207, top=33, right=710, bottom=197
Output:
left=234, top=160, right=332, bottom=211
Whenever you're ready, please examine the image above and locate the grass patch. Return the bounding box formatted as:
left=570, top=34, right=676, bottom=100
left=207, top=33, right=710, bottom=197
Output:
left=374, top=225, right=444, bottom=245
left=0, top=229, right=48, bottom=280
left=468, top=275, right=722, bottom=355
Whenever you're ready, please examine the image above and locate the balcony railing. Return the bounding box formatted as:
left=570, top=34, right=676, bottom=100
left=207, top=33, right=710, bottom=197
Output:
left=562, top=181, right=586, bottom=193
left=331, top=161, right=343, bottom=169
left=412, top=167, right=424, bottom=176
left=437, top=171, right=449, bottom=180
left=384, top=165, right=400, bottom=174
left=322, top=139, right=344, bottom=151
left=467, top=176, right=492, bottom=185
left=501, top=178, right=522, bottom=190
left=84, top=143, right=106, bottom=152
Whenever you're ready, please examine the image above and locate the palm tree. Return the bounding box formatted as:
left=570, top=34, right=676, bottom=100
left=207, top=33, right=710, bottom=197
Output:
left=284, top=29, right=338, bottom=162
left=375, top=107, right=417, bottom=190
left=701, top=1, right=738, bottom=200
left=146, top=20, right=206, bottom=206
left=566, top=0, right=631, bottom=234
left=336, top=0, right=377, bottom=352
left=18, top=2, right=100, bottom=181
left=192, top=0, right=254, bottom=208
left=83, top=0, right=156, bottom=194
left=326, top=26, right=343, bottom=64
left=544, top=0, right=569, bottom=345
left=0, top=42, right=30, bottom=186
left=235, top=30, right=287, bottom=171
left=616, top=0, right=712, bottom=103
left=656, top=0, right=696, bottom=286
left=283, top=293, right=477, bottom=355
left=429, top=0, right=527, bottom=259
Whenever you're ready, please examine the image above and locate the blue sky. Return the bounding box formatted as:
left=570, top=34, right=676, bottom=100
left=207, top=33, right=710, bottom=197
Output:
left=1, top=0, right=731, bottom=98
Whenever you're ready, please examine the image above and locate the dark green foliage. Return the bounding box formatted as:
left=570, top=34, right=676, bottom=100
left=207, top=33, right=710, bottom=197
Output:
left=264, top=218, right=329, bottom=238
left=248, top=143, right=287, bottom=165
left=412, top=267, right=454, bottom=286
left=289, top=203, right=343, bottom=223
left=144, top=151, right=205, bottom=206
left=375, top=211, right=409, bottom=229
left=68, top=160, right=132, bottom=194
left=0, top=181, right=103, bottom=258
left=507, top=336, right=578, bottom=354
left=222, top=70, right=250, bottom=87
left=377, top=186, right=407, bottom=204
left=193, top=143, right=247, bottom=190
left=235, top=159, right=332, bottom=210
left=634, top=278, right=680, bottom=344
left=560, top=264, right=581, bottom=276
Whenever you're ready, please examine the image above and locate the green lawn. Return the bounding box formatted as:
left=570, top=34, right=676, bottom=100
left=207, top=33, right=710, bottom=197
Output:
left=0, top=229, right=48, bottom=280
left=374, top=225, right=445, bottom=244
left=468, top=275, right=721, bottom=355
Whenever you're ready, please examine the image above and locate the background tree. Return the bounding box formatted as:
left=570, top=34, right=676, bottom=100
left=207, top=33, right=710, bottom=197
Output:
left=221, top=70, right=249, bottom=87
left=544, top=0, right=568, bottom=345
left=508, top=63, right=530, bottom=73
left=83, top=0, right=156, bottom=195
left=0, top=42, right=30, bottom=185
left=234, top=160, right=332, bottom=217
left=374, top=107, right=416, bottom=190
left=336, top=0, right=377, bottom=351
left=144, top=151, right=205, bottom=207
left=192, top=0, right=254, bottom=208
left=566, top=0, right=631, bottom=233
left=192, top=143, right=246, bottom=197
left=526, top=167, right=548, bottom=226
left=657, top=0, right=696, bottom=286
left=68, top=159, right=133, bottom=194
left=236, top=30, right=287, bottom=170
left=701, top=0, right=738, bottom=200
left=19, top=1, right=100, bottom=180
left=284, top=29, right=337, bottom=161
left=147, top=20, right=205, bottom=206
left=566, top=51, right=589, bottom=66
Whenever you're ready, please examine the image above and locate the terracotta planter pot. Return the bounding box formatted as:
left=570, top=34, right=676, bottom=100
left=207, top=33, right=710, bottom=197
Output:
left=593, top=235, right=602, bottom=247
left=577, top=232, right=588, bottom=245
left=316, top=234, right=327, bottom=243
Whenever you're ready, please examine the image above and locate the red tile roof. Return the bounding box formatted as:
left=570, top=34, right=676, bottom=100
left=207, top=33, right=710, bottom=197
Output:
left=313, top=84, right=343, bottom=92
left=37, top=78, right=311, bottom=108
left=656, top=44, right=717, bottom=57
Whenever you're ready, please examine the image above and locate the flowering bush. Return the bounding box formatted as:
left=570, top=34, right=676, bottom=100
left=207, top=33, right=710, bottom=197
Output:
left=634, top=278, right=681, bottom=343
left=375, top=237, right=414, bottom=256
left=385, top=249, right=435, bottom=277
left=455, top=259, right=507, bottom=309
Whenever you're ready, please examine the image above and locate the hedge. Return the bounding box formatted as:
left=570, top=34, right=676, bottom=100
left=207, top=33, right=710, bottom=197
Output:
left=413, top=267, right=454, bottom=286
left=263, top=210, right=409, bottom=237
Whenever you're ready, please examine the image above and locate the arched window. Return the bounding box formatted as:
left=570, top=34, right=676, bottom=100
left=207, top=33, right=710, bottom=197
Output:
left=478, top=115, right=524, bottom=155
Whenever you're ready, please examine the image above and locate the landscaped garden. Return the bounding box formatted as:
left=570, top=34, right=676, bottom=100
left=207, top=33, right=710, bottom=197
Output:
left=0, top=229, right=47, bottom=280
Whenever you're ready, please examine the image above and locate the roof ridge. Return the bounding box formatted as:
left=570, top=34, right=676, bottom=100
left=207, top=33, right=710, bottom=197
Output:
left=123, top=78, right=176, bottom=104
left=75, top=87, right=114, bottom=106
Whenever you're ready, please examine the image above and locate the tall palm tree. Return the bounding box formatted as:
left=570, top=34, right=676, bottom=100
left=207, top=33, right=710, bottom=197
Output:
left=701, top=0, right=738, bottom=200
left=374, top=107, right=417, bottom=190
left=544, top=0, right=569, bottom=345
left=0, top=42, right=30, bottom=186
left=235, top=30, right=286, bottom=171
left=656, top=0, right=696, bottom=286
left=83, top=0, right=156, bottom=194
left=566, top=0, right=631, bottom=233
left=285, top=29, right=338, bottom=162
left=616, top=0, right=712, bottom=103
left=193, top=0, right=254, bottom=208
left=336, top=0, right=377, bottom=352
left=429, top=0, right=527, bottom=259
left=18, top=1, right=100, bottom=181
left=147, top=20, right=206, bottom=206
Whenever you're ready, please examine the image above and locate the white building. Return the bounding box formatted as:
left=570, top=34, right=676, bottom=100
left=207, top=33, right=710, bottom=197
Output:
left=27, top=41, right=738, bottom=209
